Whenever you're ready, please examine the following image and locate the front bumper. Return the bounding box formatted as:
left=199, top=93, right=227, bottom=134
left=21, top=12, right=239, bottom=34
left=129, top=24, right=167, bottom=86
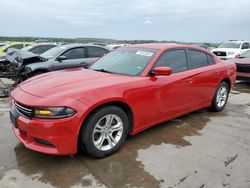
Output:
left=10, top=87, right=88, bottom=155
left=237, top=72, right=250, bottom=81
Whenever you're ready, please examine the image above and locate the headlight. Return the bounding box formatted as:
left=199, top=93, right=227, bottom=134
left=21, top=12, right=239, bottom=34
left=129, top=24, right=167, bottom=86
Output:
left=228, top=51, right=235, bottom=56
left=34, top=107, right=76, bottom=119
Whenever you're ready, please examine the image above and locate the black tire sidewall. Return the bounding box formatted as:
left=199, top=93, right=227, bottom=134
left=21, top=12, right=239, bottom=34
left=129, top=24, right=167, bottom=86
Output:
left=80, top=106, right=129, bottom=158
left=211, top=82, right=229, bottom=112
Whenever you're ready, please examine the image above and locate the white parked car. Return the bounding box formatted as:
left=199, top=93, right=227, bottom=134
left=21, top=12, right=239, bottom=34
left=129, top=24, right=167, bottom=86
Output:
left=211, top=40, right=250, bottom=59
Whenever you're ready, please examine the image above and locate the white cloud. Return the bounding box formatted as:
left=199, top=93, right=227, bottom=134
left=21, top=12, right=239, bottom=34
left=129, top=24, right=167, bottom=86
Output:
left=144, top=20, right=153, bottom=25
left=0, top=0, right=250, bottom=42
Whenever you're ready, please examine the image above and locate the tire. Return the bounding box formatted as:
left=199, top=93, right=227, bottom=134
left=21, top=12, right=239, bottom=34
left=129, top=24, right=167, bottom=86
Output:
left=80, top=106, right=129, bottom=158
left=210, top=81, right=229, bottom=112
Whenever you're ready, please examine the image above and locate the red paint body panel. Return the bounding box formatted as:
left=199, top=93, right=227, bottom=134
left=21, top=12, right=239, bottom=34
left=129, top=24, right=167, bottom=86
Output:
left=10, top=44, right=236, bottom=155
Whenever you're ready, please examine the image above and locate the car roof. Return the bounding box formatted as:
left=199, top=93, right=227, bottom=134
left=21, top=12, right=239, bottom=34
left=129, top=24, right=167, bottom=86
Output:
left=60, top=44, right=111, bottom=51
left=127, top=43, right=204, bottom=50
left=29, top=43, right=57, bottom=47
left=225, top=40, right=250, bottom=43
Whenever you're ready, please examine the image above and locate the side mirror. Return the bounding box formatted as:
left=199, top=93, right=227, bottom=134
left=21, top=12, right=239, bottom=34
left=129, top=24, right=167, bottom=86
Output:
left=57, top=55, right=67, bottom=62
left=151, top=67, right=172, bottom=76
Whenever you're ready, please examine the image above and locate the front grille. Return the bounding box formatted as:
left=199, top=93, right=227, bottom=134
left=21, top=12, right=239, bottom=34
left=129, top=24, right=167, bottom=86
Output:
left=236, top=64, right=250, bottom=73
left=213, top=51, right=227, bottom=57
left=14, top=101, right=33, bottom=119
left=34, top=138, right=54, bottom=147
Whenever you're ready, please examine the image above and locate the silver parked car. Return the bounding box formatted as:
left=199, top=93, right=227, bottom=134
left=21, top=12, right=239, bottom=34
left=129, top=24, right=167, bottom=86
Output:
left=25, top=44, right=111, bottom=77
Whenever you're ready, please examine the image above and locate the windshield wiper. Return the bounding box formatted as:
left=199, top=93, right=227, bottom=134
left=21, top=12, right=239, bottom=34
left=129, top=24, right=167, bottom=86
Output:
left=93, top=69, right=113, bottom=74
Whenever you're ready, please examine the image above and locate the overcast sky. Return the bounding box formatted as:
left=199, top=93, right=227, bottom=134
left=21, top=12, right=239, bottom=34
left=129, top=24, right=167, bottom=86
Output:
left=1, top=0, right=250, bottom=42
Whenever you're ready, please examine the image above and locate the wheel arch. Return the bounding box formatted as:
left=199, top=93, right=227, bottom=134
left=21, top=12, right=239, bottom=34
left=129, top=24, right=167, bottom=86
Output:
left=77, top=100, right=134, bottom=147
left=220, top=78, right=231, bottom=91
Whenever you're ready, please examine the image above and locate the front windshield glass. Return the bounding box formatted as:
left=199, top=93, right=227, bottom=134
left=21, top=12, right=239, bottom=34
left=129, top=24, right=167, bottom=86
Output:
left=21, top=45, right=33, bottom=51
left=40, top=46, right=66, bottom=59
left=218, top=42, right=241, bottom=49
left=239, top=50, right=250, bottom=58
left=90, top=47, right=158, bottom=76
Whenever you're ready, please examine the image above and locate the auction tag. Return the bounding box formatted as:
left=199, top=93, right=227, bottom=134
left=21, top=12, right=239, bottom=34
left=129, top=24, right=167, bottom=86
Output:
left=136, top=51, right=153, bottom=57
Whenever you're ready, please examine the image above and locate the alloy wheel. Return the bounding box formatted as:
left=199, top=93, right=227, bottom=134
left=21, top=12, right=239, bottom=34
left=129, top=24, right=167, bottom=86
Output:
left=92, top=114, right=124, bottom=151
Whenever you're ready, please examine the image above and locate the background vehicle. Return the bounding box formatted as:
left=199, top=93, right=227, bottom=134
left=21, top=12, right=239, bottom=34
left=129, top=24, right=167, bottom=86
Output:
left=21, top=43, right=57, bottom=55
left=230, top=50, right=250, bottom=81
left=0, top=49, right=45, bottom=97
left=24, top=44, right=110, bottom=77
left=0, top=42, right=7, bottom=47
left=0, top=42, right=32, bottom=55
left=106, top=44, right=128, bottom=50
left=0, top=43, right=57, bottom=70
left=211, top=40, right=250, bottom=59
left=10, top=44, right=236, bottom=158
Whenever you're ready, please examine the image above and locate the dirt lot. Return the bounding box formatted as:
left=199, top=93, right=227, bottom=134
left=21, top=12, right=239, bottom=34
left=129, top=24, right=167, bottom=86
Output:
left=0, top=82, right=250, bottom=188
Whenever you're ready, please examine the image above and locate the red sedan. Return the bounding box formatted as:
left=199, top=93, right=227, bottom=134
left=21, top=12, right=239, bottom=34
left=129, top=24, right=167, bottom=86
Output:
left=10, top=43, right=236, bottom=158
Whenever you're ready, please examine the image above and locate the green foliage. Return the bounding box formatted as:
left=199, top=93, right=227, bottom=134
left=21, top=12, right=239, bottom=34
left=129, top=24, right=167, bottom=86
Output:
left=0, top=36, right=219, bottom=47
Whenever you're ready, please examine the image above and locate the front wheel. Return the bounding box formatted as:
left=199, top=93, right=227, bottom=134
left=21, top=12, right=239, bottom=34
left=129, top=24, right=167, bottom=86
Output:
left=80, top=106, right=129, bottom=158
left=210, top=81, right=229, bottom=112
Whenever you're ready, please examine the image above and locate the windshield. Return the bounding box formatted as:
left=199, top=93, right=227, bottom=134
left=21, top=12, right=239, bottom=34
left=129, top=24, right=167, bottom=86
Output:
left=239, top=50, right=250, bottom=58
left=21, top=45, right=33, bottom=51
left=90, top=47, right=158, bottom=76
left=40, top=46, right=66, bottom=59
left=218, top=42, right=241, bottom=49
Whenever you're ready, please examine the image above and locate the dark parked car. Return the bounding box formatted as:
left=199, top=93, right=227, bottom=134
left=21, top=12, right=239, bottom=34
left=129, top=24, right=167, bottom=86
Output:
left=24, top=44, right=111, bottom=77
left=21, top=44, right=57, bottom=55
left=232, top=50, right=250, bottom=81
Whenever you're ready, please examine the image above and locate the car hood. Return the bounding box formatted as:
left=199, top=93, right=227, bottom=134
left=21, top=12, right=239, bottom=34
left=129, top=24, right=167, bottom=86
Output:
left=19, top=68, right=136, bottom=98
left=230, top=58, right=250, bottom=65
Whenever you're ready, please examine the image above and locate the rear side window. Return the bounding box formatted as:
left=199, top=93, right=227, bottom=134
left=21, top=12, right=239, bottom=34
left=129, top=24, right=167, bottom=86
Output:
left=189, top=50, right=208, bottom=69
left=207, top=55, right=214, bottom=65
left=155, top=49, right=188, bottom=73
left=87, top=47, right=109, bottom=58
left=29, top=45, right=55, bottom=55
left=62, top=47, right=85, bottom=59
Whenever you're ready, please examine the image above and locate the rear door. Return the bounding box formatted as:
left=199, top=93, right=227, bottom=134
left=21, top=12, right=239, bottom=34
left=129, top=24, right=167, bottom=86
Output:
left=146, top=49, right=198, bottom=123
left=53, top=47, right=87, bottom=70
left=187, top=49, right=221, bottom=105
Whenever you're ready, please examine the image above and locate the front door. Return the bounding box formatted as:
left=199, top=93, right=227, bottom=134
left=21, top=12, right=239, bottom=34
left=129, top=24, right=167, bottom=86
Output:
left=145, top=49, right=198, bottom=124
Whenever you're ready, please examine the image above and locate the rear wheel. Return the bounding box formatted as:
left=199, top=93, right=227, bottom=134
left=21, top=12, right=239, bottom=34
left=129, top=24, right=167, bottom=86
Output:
left=210, top=81, right=229, bottom=112
left=80, top=106, right=129, bottom=158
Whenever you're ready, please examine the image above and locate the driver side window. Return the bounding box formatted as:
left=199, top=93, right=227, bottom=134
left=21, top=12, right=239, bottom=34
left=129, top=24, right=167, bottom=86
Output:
left=62, top=48, right=85, bottom=60
left=155, top=49, right=188, bottom=73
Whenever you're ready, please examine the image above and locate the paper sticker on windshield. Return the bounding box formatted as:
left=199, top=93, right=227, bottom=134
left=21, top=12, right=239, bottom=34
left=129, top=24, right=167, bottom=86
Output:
left=136, top=51, right=153, bottom=57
